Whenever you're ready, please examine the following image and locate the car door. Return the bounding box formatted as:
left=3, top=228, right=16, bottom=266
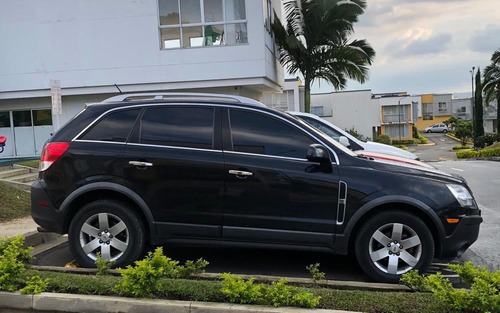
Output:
left=122, top=105, right=224, bottom=239
left=222, top=108, right=340, bottom=248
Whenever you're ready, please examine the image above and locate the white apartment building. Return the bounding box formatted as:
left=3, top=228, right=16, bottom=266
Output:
left=0, top=0, right=283, bottom=158
left=310, top=90, right=380, bottom=140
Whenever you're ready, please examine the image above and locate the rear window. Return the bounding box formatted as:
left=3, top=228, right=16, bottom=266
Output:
left=80, top=109, right=140, bottom=143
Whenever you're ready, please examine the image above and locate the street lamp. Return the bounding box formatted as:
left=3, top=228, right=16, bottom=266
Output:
left=470, top=67, right=475, bottom=123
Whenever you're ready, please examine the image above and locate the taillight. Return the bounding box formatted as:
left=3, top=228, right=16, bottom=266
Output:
left=40, top=142, right=70, bottom=171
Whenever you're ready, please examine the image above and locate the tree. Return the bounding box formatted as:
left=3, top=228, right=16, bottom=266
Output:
left=483, top=48, right=500, bottom=133
left=474, top=68, right=484, bottom=138
left=272, top=0, right=375, bottom=113
left=455, top=121, right=473, bottom=146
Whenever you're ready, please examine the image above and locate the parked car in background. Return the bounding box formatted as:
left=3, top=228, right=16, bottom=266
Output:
left=288, top=111, right=420, bottom=160
left=424, top=123, right=450, bottom=133
left=32, top=93, right=481, bottom=283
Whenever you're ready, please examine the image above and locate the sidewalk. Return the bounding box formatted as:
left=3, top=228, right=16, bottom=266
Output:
left=0, top=215, right=38, bottom=238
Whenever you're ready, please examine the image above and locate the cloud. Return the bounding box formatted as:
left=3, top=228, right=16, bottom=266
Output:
left=468, top=25, right=500, bottom=54
left=384, top=33, right=453, bottom=57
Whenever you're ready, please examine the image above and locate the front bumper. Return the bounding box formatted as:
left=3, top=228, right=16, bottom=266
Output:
left=438, top=215, right=482, bottom=259
left=31, top=180, right=65, bottom=234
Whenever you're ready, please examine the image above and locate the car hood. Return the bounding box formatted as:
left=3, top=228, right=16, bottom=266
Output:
left=367, top=157, right=465, bottom=185
left=354, top=150, right=434, bottom=169
left=360, top=141, right=419, bottom=160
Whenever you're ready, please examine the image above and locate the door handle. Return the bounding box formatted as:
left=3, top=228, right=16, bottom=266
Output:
left=129, top=161, right=153, bottom=167
left=229, top=170, right=253, bottom=177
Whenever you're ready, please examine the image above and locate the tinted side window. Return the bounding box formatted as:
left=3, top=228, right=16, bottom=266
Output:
left=80, top=109, right=140, bottom=142
left=300, top=116, right=341, bottom=141
left=229, top=110, right=314, bottom=159
left=140, top=107, right=214, bottom=149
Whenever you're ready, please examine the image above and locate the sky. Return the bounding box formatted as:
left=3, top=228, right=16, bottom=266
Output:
left=304, top=0, right=500, bottom=96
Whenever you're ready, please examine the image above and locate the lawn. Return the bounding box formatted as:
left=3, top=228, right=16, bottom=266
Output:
left=0, top=181, right=31, bottom=222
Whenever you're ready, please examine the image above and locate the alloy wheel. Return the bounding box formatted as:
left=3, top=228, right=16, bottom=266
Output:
left=368, top=223, right=422, bottom=275
left=79, top=212, right=129, bottom=261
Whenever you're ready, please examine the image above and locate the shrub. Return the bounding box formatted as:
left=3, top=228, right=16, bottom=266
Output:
left=220, top=273, right=265, bottom=304
left=375, top=134, right=392, bottom=145
left=220, top=274, right=321, bottom=308
left=0, top=235, right=33, bottom=291
left=114, top=247, right=209, bottom=297
left=95, top=252, right=115, bottom=276
left=392, top=140, right=415, bottom=145
left=457, top=147, right=500, bottom=159
left=452, top=145, right=471, bottom=150
left=20, top=275, right=49, bottom=294
left=306, top=263, right=325, bottom=283
left=401, top=262, right=500, bottom=313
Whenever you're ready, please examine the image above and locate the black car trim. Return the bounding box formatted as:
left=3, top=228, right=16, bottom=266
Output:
left=223, top=226, right=335, bottom=248
left=336, top=181, right=348, bottom=225
left=334, top=195, right=446, bottom=255
left=71, top=103, right=341, bottom=165
left=59, top=182, right=157, bottom=237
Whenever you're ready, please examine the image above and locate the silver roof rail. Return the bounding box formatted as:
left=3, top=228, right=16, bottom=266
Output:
left=102, top=93, right=266, bottom=107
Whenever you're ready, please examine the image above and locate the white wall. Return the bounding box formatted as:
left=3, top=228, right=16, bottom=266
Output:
left=0, top=0, right=282, bottom=98
left=311, top=90, right=380, bottom=140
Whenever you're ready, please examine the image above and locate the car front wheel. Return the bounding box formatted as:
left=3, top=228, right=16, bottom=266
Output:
left=68, top=199, right=146, bottom=268
left=354, top=211, right=434, bottom=283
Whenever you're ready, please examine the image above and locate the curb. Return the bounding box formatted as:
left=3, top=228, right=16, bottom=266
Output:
left=0, top=291, right=361, bottom=313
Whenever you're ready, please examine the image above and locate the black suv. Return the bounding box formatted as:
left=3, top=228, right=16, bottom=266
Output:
left=31, top=93, right=482, bottom=283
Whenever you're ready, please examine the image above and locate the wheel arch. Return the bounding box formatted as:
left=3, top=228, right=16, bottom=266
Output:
left=337, top=196, right=446, bottom=258
left=60, top=182, right=156, bottom=242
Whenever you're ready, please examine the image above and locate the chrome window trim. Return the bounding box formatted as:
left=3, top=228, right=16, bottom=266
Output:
left=71, top=102, right=340, bottom=165
left=126, top=142, right=222, bottom=154
left=224, top=150, right=308, bottom=162
left=74, top=140, right=127, bottom=145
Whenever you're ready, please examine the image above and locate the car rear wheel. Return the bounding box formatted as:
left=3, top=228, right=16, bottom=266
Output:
left=354, top=211, right=434, bottom=283
left=68, top=199, right=145, bottom=268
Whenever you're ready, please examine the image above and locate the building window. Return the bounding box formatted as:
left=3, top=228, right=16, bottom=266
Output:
left=384, top=125, right=409, bottom=139
left=438, top=102, right=447, bottom=112
left=383, top=105, right=409, bottom=123
left=159, top=0, right=247, bottom=49
left=422, top=103, right=433, bottom=120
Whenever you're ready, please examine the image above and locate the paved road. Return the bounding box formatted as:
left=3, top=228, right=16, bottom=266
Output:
left=433, top=160, right=500, bottom=271
left=412, top=133, right=458, bottom=162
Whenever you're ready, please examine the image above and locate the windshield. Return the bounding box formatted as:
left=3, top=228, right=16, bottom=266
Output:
left=285, top=112, right=357, bottom=157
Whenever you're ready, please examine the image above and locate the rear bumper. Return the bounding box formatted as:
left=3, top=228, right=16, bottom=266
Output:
left=438, top=215, right=482, bottom=259
left=31, top=180, right=65, bottom=234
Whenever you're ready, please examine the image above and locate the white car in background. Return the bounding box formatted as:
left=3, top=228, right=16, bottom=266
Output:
left=288, top=111, right=420, bottom=160
left=424, top=123, right=450, bottom=133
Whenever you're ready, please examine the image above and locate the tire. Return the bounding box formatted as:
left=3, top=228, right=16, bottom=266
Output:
left=426, top=130, right=431, bottom=133
left=68, top=199, right=146, bottom=268
left=443, top=129, right=447, bottom=133
left=354, top=211, right=434, bottom=283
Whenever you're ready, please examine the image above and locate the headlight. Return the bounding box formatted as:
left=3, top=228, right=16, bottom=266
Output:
left=447, top=184, right=474, bottom=207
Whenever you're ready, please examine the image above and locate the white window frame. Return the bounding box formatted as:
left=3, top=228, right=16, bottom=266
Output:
left=158, top=0, right=248, bottom=50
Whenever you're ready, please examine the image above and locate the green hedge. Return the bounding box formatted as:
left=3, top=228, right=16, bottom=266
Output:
left=456, top=147, right=500, bottom=158
left=392, top=139, right=415, bottom=145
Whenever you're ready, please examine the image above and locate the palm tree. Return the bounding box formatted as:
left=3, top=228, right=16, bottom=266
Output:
left=483, top=48, right=500, bottom=133
left=272, top=0, right=375, bottom=113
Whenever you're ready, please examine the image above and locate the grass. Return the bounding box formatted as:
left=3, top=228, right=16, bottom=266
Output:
left=21, top=269, right=448, bottom=313
left=0, top=181, right=31, bottom=222
left=16, top=160, right=40, bottom=169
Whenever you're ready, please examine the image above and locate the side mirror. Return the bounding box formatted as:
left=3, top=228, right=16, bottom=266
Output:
left=339, top=136, right=350, bottom=147
left=307, top=144, right=331, bottom=164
